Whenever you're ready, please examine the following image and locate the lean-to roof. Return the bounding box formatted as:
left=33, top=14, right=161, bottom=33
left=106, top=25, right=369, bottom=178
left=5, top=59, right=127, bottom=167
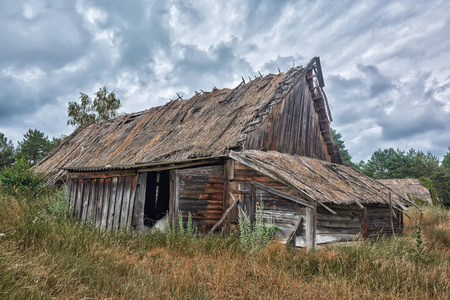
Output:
left=230, top=150, right=410, bottom=207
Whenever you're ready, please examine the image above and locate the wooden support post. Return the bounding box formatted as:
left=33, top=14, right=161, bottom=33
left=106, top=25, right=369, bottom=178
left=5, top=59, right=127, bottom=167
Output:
left=169, top=170, right=180, bottom=220
left=126, top=175, right=139, bottom=230
left=287, top=217, right=303, bottom=247
left=305, top=205, right=316, bottom=250
left=362, top=207, right=368, bottom=239
left=132, top=172, right=147, bottom=231
left=389, top=192, right=395, bottom=236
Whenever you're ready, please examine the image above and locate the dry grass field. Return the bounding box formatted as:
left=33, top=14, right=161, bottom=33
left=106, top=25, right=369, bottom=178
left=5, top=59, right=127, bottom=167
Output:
left=1, top=187, right=449, bottom=299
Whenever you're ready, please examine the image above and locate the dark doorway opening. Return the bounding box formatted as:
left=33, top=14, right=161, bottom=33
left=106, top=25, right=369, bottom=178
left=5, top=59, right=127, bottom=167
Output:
left=144, top=170, right=170, bottom=227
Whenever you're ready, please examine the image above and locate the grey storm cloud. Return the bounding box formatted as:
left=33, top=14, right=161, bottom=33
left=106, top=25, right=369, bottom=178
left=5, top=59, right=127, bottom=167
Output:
left=0, top=1, right=89, bottom=69
left=0, top=0, right=449, bottom=162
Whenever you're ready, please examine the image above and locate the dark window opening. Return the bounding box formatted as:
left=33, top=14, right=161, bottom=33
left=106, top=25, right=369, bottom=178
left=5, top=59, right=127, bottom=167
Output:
left=144, top=170, right=170, bottom=227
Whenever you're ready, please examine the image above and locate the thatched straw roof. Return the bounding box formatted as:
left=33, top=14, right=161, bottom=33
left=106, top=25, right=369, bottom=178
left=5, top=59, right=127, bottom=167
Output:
left=230, top=150, right=410, bottom=207
left=377, top=179, right=432, bottom=204
left=35, top=58, right=340, bottom=184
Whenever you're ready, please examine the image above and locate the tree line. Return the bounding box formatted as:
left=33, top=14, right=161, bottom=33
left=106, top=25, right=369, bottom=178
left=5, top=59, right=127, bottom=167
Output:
left=332, top=129, right=450, bottom=207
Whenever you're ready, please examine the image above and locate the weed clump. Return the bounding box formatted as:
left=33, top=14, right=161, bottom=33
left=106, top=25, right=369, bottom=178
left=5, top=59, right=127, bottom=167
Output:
left=238, top=199, right=278, bottom=252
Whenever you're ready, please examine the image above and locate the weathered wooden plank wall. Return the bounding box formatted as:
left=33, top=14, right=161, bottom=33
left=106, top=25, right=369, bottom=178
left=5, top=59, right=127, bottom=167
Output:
left=228, top=162, right=306, bottom=241
left=317, top=204, right=363, bottom=244
left=317, top=204, right=404, bottom=244
left=366, top=206, right=403, bottom=236
left=245, top=76, right=331, bottom=162
left=67, top=175, right=137, bottom=230
left=178, top=165, right=225, bottom=230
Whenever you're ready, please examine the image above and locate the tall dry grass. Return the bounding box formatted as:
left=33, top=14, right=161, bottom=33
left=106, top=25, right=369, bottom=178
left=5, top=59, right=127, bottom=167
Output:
left=1, top=188, right=449, bottom=299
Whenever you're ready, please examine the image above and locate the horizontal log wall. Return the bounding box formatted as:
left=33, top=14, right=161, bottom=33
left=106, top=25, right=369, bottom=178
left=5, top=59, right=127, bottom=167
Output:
left=317, top=204, right=404, bottom=244
left=245, top=76, right=331, bottom=161
left=178, top=165, right=225, bottom=231
left=229, top=162, right=306, bottom=241
left=67, top=174, right=137, bottom=231
left=367, top=205, right=403, bottom=236
left=317, top=204, right=363, bottom=244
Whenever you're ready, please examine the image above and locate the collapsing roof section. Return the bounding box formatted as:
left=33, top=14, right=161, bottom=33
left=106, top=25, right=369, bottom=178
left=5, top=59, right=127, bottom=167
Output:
left=35, top=57, right=341, bottom=184
left=230, top=150, right=410, bottom=207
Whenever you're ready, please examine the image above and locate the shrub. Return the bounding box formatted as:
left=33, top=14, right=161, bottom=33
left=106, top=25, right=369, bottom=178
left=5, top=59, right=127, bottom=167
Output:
left=0, top=157, right=45, bottom=195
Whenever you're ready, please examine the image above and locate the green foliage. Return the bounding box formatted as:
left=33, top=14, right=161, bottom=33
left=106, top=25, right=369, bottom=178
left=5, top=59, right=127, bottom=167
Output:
left=164, top=210, right=198, bottom=246
left=361, top=148, right=440, bottom=180
left=441, top=147, right=450, bottom=169
left=360, top=147, right=449, bottom=207
left=16, top=129, right=53, bottom=165
left=238, top=199, right=278, bottom=252
left=412, top=221, right=428, bottom=262
left=0, top=132, right=15, bottom=167
left=67, top=86, right=121, bottom=128
left=0, top=157, right=45, bottom=195
left=331, top=128, right=353, bottom=165
left=419, top=176, right=441, bottom=206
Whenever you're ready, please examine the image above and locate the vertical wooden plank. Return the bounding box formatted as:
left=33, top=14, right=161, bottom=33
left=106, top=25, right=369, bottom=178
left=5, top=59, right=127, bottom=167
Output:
left=169, top=169, right=181, bottom=226
left=132, top=172, right=147, bottom=231
left=389, top=192, right=395, bottom=236
left=95, top=179, right=105, bottom=228
left=69, top=179, right=77, bottom=214
left=87, top=179, right=97, bottom=223
left=120, top=176, right=132, bottom=230
left=107, top=177, right=118, bottom=230
left=126, top=175, right=139, bottom=230
left=305, top=205, right=316, bottom=250
left=81, top=180, right=91, bottom=223
left=101, top=178, right=111, bottom=230
left=362, top=207, right=368, bottom=239
left=65, top=176, right=72, bottom=210
left=75, top=180, right=84, bottom=219
left=113, top=177, right=124, bottom=230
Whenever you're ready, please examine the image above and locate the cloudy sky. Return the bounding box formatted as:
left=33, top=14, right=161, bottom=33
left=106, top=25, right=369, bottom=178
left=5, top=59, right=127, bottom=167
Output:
left=1, top=0, right=449, bottom=162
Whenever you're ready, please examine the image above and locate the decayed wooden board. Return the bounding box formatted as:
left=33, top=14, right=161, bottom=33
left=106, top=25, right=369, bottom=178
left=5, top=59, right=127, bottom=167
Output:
left=87, top=179, right=97, bottom=223
left=305, top=206, right=316, bottom=249
left=101, top=178, right=111, bottom=230
left=75, top=180, right=84, bottom=219
left=81, top=180, right=91, bottom=223
left=95, top=179, right=105, bottom=228
left=113, top=177, right=124, bottom=230
left=119, top=176, right=132, bottom=230
left=107, top=177, right=118, bottom=230
left=126, top=175, right=138, bottom=230
left=69, top=179, right=77, bottom=213
left=132, top=172, right=147, bottom=231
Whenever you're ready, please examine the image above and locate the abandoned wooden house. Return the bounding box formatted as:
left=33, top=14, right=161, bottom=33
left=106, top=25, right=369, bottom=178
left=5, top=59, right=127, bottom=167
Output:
left=35, top=57, right=413, bottom=248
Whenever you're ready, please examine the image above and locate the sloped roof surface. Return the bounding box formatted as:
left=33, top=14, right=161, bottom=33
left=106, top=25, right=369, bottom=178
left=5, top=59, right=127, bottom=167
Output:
left=377, top=179, right=432, bottom=204
left=35, top=58, right=341, bottom=184
left=34, top=68, right=299, bottom=182
left=230, top=150, right=409, bottom=207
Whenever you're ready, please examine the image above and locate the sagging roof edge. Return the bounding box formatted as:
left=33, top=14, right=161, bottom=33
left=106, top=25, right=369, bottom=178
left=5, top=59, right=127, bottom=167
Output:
left=229, top=151, right=416, bottom=209
left=62, top=155, right=227, bottom=172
